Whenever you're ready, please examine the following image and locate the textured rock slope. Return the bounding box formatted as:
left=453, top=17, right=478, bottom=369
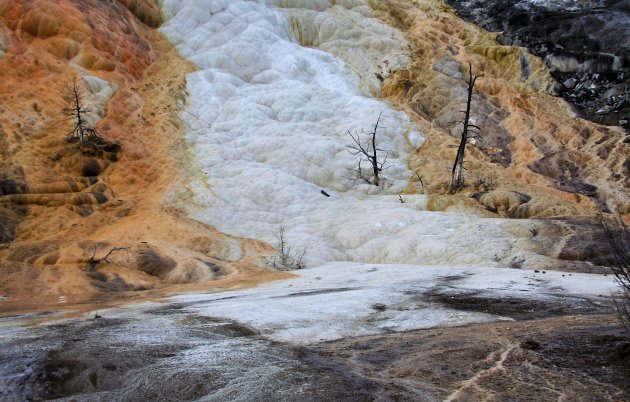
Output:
left=377, top=0, right=629, bottom=215
left=446, top=0, right=630, bottom=127
left=0, top=0, right=286, bottom=312
left=0, top=0, right=627, bottom=312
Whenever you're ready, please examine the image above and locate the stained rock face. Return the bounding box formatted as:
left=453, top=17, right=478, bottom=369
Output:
left=0, top=0, right=155, bottom=78
left=378, top=0, right=629, bottom=216
left=445, top=0, right=630, bottom=127
left=0, top=0, right=284, bottom=311
left=0, top=0, right=627, bottom=311
left=116, top=0, right=163, bottom=27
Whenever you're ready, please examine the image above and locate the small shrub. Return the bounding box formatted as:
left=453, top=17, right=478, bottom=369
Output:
left=473, top=173, right=496, bottom=191
left=266, top=226, right=307, bottom=271
left=437, top=173, right=497, bottom=194
left=435, top=178, right=467, bottom=194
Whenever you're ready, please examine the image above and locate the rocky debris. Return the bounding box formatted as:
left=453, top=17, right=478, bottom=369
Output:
left=472, top=190, right=531, bottom=216
left=446, top=0, right=630, bottom=129
left=521, top=339, right=541, bottom=350
left=554, top=69, right=629, bottom=128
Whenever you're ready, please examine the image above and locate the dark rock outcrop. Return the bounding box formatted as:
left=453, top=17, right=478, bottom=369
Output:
left=446, top=0, right=630, bottom=128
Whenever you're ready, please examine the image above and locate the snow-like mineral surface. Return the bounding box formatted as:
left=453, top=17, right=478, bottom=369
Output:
left=157, top=0, right=619, bottom=344
left=172, top=263, right=617, bottom=343
left=159, top=0, right=560, bottom=268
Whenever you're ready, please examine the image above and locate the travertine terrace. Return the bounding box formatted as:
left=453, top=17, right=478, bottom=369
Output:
left=0, top=0, right=628, bottom=399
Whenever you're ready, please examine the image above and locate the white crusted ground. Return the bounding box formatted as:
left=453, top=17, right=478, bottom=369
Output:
left=155, top=1, right=619, bottom=343
left=159, top=0, right=566, bottom=268
left=172, top=263, right=617, bottom=343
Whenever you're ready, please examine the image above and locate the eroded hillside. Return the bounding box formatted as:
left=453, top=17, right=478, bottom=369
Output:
left=1, top=1, right=629, bottom=400
left=0, top=0, right=627, bottom=313
left=376, top=0, right=629, bottom=215
left=0, top=0, right=287, bottom=313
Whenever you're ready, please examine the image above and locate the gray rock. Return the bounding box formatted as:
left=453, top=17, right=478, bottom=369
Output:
left=432, top=58, right=464, bottom=80
left=596, top=105, right=614, bottom=115
left=604, top=84, right=627, bottom=99
left=563, top=78, right=577, bottom=89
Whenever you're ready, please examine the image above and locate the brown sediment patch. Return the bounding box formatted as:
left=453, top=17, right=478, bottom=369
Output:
left=0, top=168, right=29, bottom=243
left=523, top=216, right=621, bottom=271
left=309, top=315, right=629, bottom=400
left=426, top=290, right=614, bottom=320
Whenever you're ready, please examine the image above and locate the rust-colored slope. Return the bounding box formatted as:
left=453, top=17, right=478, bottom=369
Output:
left=1, top=0, right=627, bottom=313
left=375, top=0, right=629, bottom=218
left=0, top=0, right=287, bottom=313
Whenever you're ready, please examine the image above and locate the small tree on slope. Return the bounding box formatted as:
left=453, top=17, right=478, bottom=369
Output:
left=451, top=64, right=482, bottom=192
left=347, top=112, right=390, bottom=186
left=266, top=226, right=307, bottom=271
left=63, top=78, right=103, bottom=146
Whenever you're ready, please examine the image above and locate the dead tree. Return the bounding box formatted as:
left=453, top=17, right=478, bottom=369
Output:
left=63, top=79, right=103, bottom=145
left=347, top=112, right=389, bottom=186
left=88, top=244, right=131, bottom=270
left=602, top=215, right=630, bottom=335
left=451, top=64, right=482, bottom=191
left=266, top=226, right=307, bottom=271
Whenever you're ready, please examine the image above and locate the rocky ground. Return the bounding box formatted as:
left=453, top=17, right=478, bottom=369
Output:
left=445, top=0, right=630, bottom=128
left=1, top=287, right=627, bottom=401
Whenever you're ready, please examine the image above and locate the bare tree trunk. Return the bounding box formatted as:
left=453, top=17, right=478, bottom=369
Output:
left=451, top=64, right=481, bottom=192
left=71, top=84, right=85, bottom=145
left=347, top=112, right=388, bottom=186
left=371, top=113, right=381, bottom=186
left=602, top=215, right=630, bottom=334
left=63, top=79, right=104, bottom=146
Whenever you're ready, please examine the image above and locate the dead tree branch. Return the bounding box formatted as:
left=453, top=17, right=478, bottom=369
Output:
left=63, top=78, right=104, bottom=146
left=451, top=64, right=482, bottom=192
left=601, top=215, right=630, bottom=335
left=347, top=112, right=389, bottom=186
left=88, top=245, right=131, bottom=269
left=415, top=172, right=425, bottom=193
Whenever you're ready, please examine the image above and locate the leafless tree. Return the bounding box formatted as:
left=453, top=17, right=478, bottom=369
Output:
left=415, top=171, right=425, bottom=194
left=88, top=244, right=131, bottom=270
left=347, top=112, right=389, bottom=186
left=602, top=215, right=630, bottom=335
left=266, top=226, right=307, bottom=271
left=63, top=78, right=103, bottom=145
left=451, top=64, right=482, bottom=192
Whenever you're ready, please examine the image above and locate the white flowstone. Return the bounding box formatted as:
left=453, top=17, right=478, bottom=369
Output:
left=159, top=0, right=572, bottom=269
